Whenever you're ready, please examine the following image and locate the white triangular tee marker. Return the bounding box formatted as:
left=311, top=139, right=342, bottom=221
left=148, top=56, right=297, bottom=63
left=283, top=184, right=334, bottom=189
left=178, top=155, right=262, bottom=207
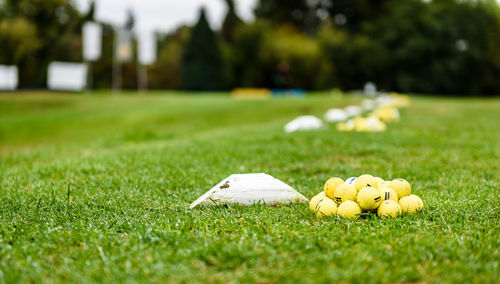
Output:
left=190, top=173, right=309, bottom=208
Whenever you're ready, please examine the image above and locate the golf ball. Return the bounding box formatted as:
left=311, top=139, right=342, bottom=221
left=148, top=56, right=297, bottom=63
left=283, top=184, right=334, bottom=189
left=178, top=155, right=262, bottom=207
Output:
left=377, top=200, right=402, bottom=218
left=399, top=194, right=424, bottom=214
left=316, top=198, right=338, bottom=218
left=388, top=178, right=411, bottom=198
left=357, top=186, right=382, bottom=210
left=337, top=201, right=362, bottom=219
left=333, top=183, right=358, bottom=205
left=324, top=177, right=344, bottom=199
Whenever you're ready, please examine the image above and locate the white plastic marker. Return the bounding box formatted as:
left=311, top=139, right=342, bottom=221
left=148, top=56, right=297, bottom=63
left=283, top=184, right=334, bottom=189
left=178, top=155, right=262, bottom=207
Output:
left=0, top=65, right=18, bottom=90
left=190, top=173, right=308, bottom=208
left=284, top=115, right=324, bottom=133
left=137, top=31, right=157, bottom=91
left=47, top=62, right=87, bottom=91
left=83, top=22, right=102, bottom=61
left=324, top=108, right=348, bottom=122
left=138, top=32, right=157, bottom=66
left=344, top=105, right=363, bottom=117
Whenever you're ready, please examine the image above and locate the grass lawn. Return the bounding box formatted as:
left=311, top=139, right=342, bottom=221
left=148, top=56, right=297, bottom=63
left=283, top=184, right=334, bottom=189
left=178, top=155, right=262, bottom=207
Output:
left=0, top=91, right=499, bottom=283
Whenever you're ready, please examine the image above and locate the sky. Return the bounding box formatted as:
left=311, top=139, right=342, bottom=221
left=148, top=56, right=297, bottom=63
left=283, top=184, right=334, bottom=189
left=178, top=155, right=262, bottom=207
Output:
left=74, top=0, right=258, bottom=33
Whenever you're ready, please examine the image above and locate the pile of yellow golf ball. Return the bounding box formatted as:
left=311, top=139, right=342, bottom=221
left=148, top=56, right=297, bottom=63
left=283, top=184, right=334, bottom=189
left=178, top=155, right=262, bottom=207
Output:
left=309, top=174, right=424, bottom=219
left=337, top=93, right=410, bottom=132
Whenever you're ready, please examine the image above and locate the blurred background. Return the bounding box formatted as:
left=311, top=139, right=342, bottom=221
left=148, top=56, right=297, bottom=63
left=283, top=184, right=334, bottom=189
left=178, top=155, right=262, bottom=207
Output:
left=0, top=0, right=499, bottom=95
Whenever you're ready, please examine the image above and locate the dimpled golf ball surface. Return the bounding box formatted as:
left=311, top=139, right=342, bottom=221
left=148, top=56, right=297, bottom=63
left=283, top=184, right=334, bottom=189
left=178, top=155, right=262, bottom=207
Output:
left=379, top=187, right=399, bottom=202
left=316, top=198, right=338, bottom=218
left=333, top=184, right=357, bottom=204
left=377, top=200, right=402, bottom=218
left=309, top=192, right=327, bottom=211
left=324, top=177, right=344, bottom=199
left=399, top=194, right=424, bottom=214
left=337, top=201, right=362, bottom=219
left=357, top=186, right=382, bottom=210
left=355, top=174, right=380, bottom=191
left=388, top=178, right=411, bottom=198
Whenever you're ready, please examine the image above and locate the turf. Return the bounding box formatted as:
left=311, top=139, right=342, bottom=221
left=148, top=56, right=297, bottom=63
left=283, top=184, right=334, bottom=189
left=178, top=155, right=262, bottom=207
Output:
left=0, top=92, right=498, bottom=283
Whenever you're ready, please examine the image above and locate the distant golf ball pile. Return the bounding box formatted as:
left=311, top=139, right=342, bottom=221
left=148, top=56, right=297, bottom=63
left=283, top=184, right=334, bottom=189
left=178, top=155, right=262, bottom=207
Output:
left=309, top=174, right=424, bottom=219
left=337, top=93, right=410, bottom=132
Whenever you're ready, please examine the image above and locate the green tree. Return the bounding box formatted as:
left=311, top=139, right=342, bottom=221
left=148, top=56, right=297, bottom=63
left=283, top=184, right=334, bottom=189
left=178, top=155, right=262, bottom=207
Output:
left=149, top=26, right=190, bottom=89
left=181, top=8, right=224, bottom=91
left=324, top=0, right=393, bottom=33
left=0, top=18, right=41, bottom=64
left=0, top=0, right=82, bottom=88
left=318, top=23, right=390, bottom=91
left=221, top=0, right=242, bottom=42
left=369, top=0, right=496, bottom=94
left=254, top=0, right=319, bottom=34
left=82, top=0, right=95, bottom=22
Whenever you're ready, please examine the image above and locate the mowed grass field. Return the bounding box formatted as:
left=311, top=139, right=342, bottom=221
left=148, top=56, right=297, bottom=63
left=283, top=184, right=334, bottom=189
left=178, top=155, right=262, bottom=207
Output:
left=0, top=92, right=499, bottom=283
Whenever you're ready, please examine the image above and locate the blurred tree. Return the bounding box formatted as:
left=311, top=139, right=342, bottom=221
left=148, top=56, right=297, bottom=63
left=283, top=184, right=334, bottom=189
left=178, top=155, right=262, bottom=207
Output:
left=229, top=22, right=268, bottom=88
left=82, top=0, right=95, bottom=22
left=0, top=18, right=41, bottom=64
left=181, top=8, right=224, bottom=91
left=325, top=0, right=393, bottom=33
left=254, top=0, right=320, bottom=34
left=369, top=0, right=496, bottom=94
left=0, top=0, right=82, bottom=88
left=149, top=26, right=190, bottom=89
left=260, top=25, right=333, bottom=89
left=221, top=0, right=242, bottom=42
left=318, top=23, right=390, bottom=91
left=481, top=0, right=500, bottom=94
left=92, top=24, right=115, bottom=89
left=125, top=8, right=135, bottom=31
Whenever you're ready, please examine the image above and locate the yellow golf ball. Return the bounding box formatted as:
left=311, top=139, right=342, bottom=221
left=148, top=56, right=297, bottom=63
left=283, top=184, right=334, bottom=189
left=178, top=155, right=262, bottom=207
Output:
left=309, top=192, right=327, bottom=211
left=316, top=198, right=338, bottom=218
left=379, top=187, right=399, bottom=202
left=355, top=174, right=380, bottom=191
left=399, top=194, right=424, bottom=214
left=357, top=186, right=382, bottom=210
left=324, top=177, right=344, bottom=199
left=337, top=201, right=362, bottom=219
left=374, top=177, right=385, bottom=185
left=388, top=178, right=411, bottom=198
left=333, top=183, right=357, bottom=205
left=377, top=200, right=402, bottom=218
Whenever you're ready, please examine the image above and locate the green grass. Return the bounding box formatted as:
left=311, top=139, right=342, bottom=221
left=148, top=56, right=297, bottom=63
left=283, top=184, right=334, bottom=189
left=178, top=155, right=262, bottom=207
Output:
left=0, top=91, right=499, bottom=283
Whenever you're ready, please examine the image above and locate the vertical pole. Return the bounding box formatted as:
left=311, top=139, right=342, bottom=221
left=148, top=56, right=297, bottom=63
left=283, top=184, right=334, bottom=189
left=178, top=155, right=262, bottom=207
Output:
left=86, top=61, right=93, bottom=94
left=112, top=59, right=121, bottom=93
left=138, top=64, right=148, bottom=94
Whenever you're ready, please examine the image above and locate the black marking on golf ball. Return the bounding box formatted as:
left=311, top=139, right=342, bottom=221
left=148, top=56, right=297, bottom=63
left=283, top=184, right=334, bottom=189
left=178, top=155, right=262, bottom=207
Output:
left=374, top=196, right=381, bottom=201
left=385, top=192, right=390, bottom=200
left=346, top=177, right=357, bottom=184
left=335, top=197, right=342, bottom=202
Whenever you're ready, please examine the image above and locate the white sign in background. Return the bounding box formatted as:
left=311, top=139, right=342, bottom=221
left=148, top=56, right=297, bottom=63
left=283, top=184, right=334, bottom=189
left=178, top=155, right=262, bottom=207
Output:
left=83, top=22, right=102, bottom=61
left=0, top=65, right=18, bottom=90
left=138, top=32, right=157, bottom=65
left=48, top=62, right=88, bottom=91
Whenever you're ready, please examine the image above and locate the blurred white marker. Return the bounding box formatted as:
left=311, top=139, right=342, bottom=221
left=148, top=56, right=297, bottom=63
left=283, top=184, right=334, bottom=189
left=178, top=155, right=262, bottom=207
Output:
left=284, top=115, right=324, bottom=133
